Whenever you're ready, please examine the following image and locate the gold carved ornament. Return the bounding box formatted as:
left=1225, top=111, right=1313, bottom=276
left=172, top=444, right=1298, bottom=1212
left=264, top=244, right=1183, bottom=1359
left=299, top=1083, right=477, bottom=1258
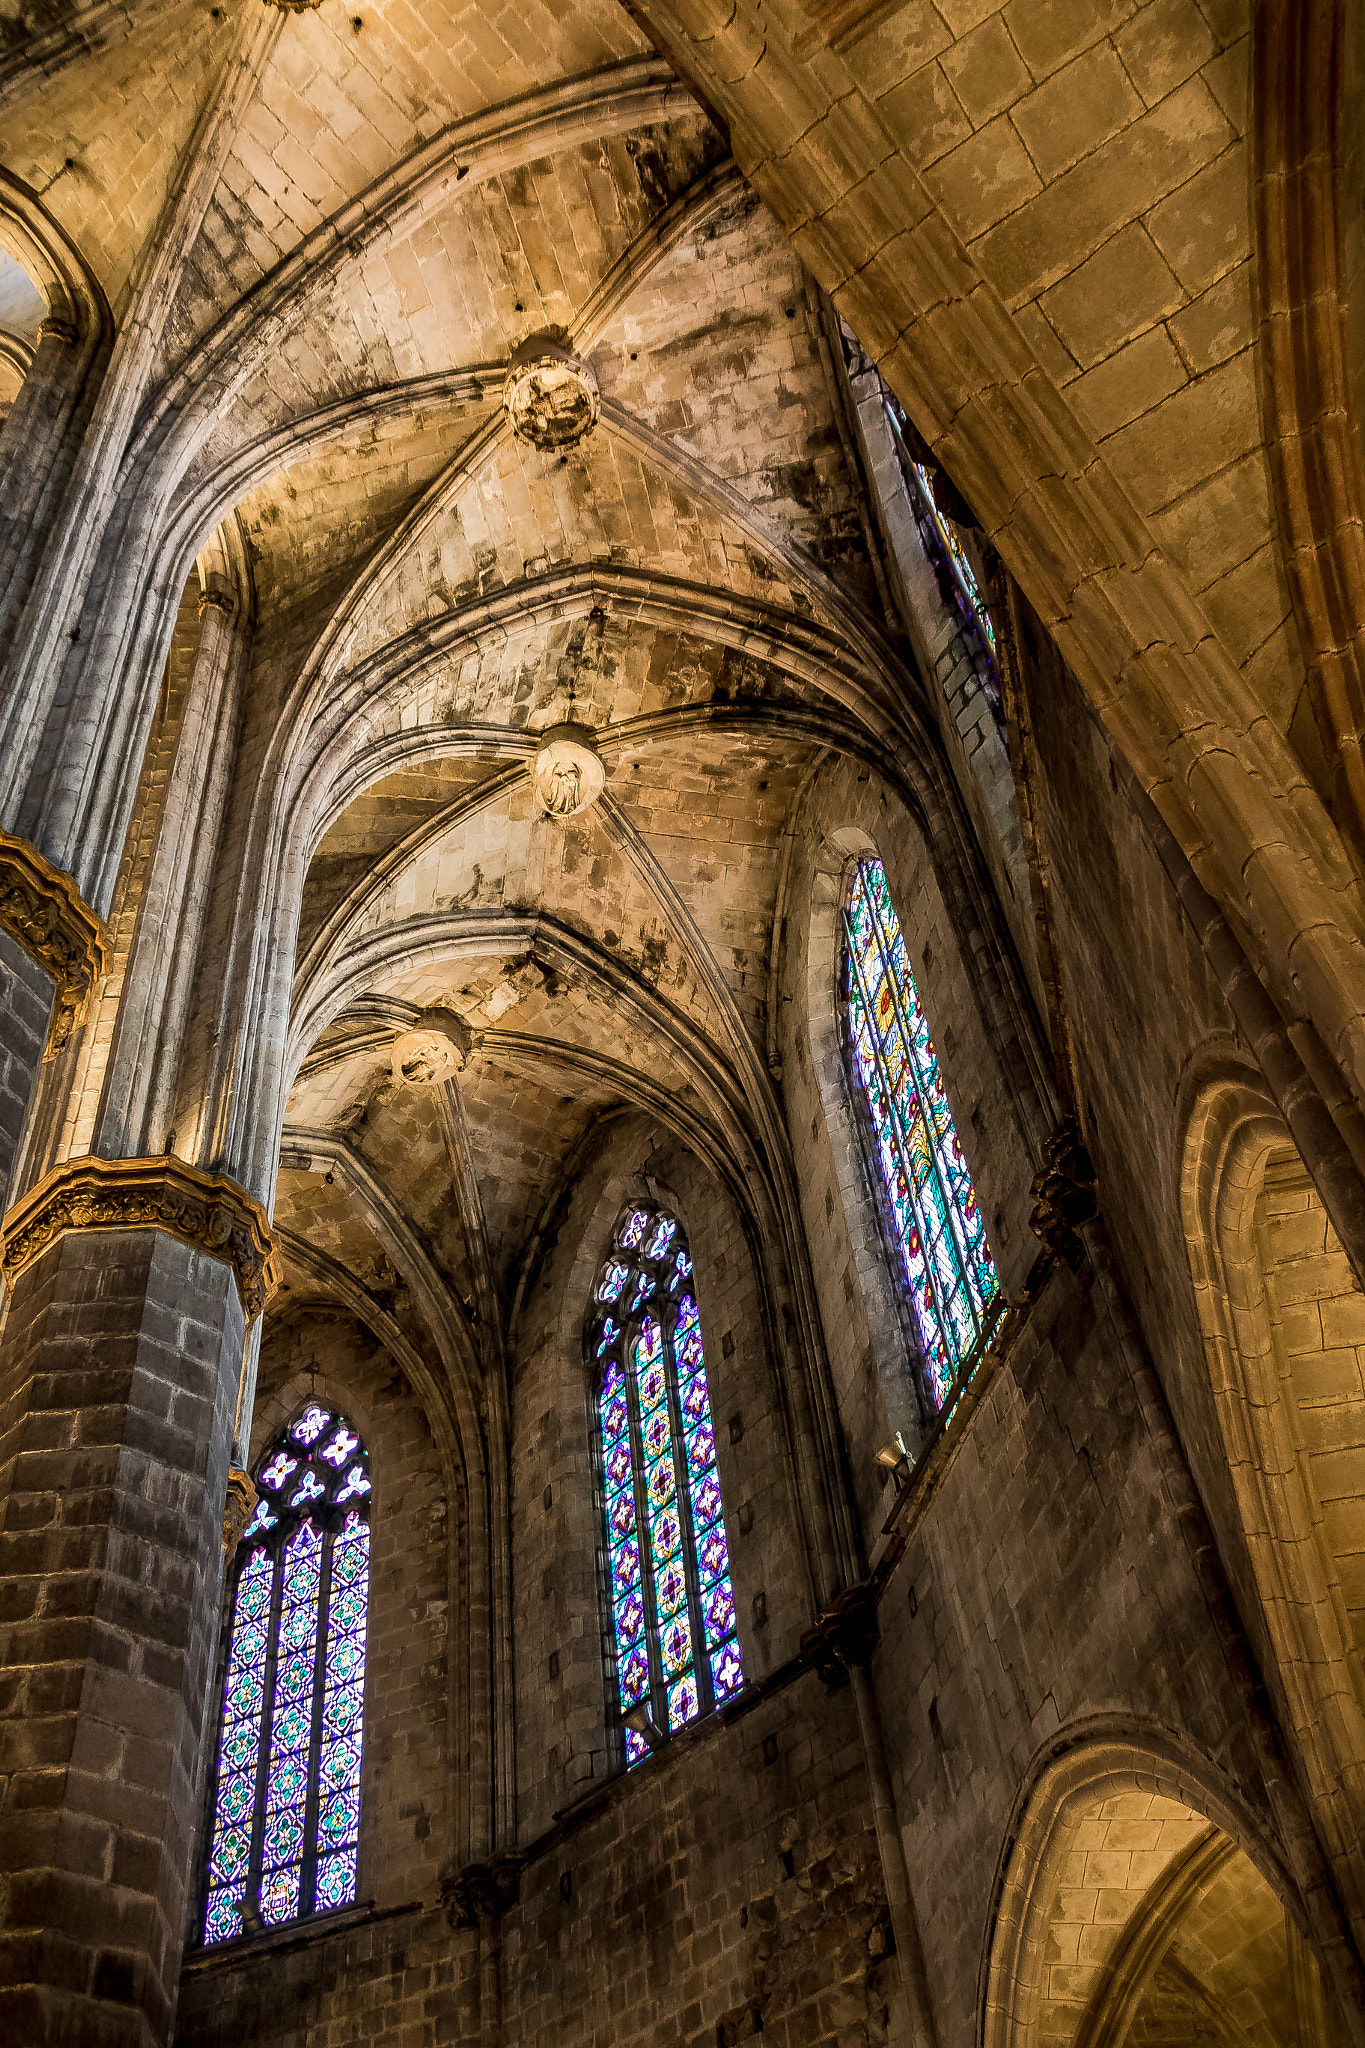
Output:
left=0, top=1154, right=281, bottom=1321
left=0, top=830, right=107, bottom=1057
left=222, top=1467, right=259, bottom=1554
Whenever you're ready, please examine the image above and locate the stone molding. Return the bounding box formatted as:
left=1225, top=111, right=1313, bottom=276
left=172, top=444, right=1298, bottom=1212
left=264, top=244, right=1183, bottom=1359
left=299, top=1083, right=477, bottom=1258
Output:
left=1253, top=0, right=1365, bottom=858
left=36, top=315, right=78, bottom=345
left=0, top=829, right=107, bottom=1056
left=222, top=1467, right=258, bottom=1553
left=1, top=1154, right=280, bottom=1319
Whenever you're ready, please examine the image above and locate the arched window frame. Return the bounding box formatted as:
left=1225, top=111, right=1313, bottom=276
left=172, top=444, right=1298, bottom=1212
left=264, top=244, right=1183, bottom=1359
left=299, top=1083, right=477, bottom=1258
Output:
left=197, top=1399, right=373, bottom=1947
left=841, top=856, right=1001, bottom=1418
left=588, top=1203, right=744, bottom=1767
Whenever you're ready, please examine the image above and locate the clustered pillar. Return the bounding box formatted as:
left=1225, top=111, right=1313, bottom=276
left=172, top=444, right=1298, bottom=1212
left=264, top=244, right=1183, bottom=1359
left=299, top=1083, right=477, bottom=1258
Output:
left=0, top=1156, right=275, bottom=2047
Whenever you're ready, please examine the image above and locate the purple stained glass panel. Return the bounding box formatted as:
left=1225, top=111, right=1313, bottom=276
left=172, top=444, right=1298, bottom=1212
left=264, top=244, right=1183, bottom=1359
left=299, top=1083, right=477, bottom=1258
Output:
left=260, top=1451, right=296, bottom=1492
left=711, top=1639, right=745, bottom=1702
left=691, top=1474, right=722, bottom=1528
left=321, top=1424, right=359, bottom=1467
left=667, top=1671, right=699, bottom=1730
left=697, top=1524, right=729, bottom=1584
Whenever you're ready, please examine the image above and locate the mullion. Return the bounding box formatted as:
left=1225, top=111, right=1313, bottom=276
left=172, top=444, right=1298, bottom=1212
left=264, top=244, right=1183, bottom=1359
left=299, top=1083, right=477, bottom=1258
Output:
left=845, top=904, right=959, bottom=1368
left=302, top=1522, right=334, bottom=1916
left=663, top=1310, right=711, bottom=1717
left=862, top=881, right=981, bottom=1351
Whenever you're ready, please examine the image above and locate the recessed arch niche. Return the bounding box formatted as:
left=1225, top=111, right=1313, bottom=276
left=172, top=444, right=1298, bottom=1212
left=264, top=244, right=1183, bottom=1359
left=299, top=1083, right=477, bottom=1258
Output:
left=1182, top=1063, right=1365, bottom=1932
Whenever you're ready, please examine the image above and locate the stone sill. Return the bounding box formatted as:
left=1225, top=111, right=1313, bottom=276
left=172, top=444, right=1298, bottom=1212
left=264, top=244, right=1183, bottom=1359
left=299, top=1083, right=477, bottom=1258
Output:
left=181, top=1895, right=424, bottom=1973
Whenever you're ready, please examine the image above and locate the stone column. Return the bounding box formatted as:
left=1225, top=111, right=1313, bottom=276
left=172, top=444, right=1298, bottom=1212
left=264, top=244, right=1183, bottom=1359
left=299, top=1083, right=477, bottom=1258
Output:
left=0, top=1155, right=275, bottom=2047
left=802, top=1587, right=940, bottom=2048
left=0, top=831, right=106, bottom=1211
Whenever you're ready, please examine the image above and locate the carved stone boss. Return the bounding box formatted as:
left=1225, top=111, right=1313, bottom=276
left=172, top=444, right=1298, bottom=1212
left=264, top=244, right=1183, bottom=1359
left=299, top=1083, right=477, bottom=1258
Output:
left=0, top=1153, right=280, bottom=1321
left=0, top=829, right=108, bottom=1056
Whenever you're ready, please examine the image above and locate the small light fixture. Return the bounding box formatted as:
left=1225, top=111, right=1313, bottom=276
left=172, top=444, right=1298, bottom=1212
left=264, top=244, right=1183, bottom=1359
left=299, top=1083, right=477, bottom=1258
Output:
left=622, top=1701, right=665, bottom=1751
left=875, top=1435, right=910, bottom=1485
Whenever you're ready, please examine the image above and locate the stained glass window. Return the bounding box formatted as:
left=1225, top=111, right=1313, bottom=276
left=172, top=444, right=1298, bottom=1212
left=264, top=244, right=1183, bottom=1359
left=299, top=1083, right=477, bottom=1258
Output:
left=882, top=392, right=1000, bottom=702
left=844, top=858, right=1000, bottom=1411
left=200, top=1403, right=371, bottom=1946
left=591, top=1206, right=743, bottom=1766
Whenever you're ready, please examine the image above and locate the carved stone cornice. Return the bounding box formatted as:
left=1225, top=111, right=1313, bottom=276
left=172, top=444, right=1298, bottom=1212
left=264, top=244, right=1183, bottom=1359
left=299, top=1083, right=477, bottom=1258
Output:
left=222, top=1467, right=258, bottom=1553
left=0, top=831, right=107, bottom=1056
left=439, top=1851, right=526, bottom=1930
left=799, top=1582, right=880, bottom=1688
left=1, top=1155, right=280, bottom=1320
left=1028, top=1117, right=1098, bottom=1264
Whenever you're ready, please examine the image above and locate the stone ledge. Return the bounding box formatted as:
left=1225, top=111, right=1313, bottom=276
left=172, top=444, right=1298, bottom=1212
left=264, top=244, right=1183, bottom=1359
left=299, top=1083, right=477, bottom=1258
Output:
left=1, top=1154, right=280, bottom=1320
left=0, top=830, right=107, bottom=1056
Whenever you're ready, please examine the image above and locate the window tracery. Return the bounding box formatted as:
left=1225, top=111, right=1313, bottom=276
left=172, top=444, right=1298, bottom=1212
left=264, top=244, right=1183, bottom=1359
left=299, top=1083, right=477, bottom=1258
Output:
left=200, top=1401, right=372, bottom=1945
left=590, top=1206, right=743, bottom=1765
left=843, top=858, right=1000, bottom=1411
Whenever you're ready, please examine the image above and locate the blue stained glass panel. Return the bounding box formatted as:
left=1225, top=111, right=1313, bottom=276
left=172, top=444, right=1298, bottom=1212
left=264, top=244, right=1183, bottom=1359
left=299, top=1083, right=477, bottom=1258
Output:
left=206, top=1885, right=243, bottom=1944
left=844, top=859, right=999, bottom=1410
left=619, top=1210, right=649, bottom=1250
left=316, top=1850, right=357, bottom=1912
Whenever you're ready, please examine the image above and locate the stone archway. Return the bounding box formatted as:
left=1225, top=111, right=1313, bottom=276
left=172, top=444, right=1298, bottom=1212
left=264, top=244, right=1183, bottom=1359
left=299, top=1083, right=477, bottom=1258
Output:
left=980, top=1725, right=1345, bottom=2048
left=1182, top=1064, right=1365, bottom=1936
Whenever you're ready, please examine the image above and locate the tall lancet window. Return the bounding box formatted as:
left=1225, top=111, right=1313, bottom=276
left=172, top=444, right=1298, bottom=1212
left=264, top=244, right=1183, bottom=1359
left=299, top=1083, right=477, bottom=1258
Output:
left=844, top=858, right=1000, bottom=1411
left=590, top=1206, right=744, bottom=1765
left=200, top=1402, right=372, bottom=1946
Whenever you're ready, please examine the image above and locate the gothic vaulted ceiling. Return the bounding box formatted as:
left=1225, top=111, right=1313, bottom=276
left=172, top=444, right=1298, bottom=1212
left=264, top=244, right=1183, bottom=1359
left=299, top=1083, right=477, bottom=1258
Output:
left=1, top=0, right=926, bottom=1380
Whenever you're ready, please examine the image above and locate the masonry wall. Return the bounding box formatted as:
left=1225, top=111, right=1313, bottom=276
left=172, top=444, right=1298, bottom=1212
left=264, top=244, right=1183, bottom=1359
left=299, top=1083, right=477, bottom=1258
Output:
left=873, top=1253, right=1284, bottom=2044
left=1011, top=596, right=1281, bottom=1719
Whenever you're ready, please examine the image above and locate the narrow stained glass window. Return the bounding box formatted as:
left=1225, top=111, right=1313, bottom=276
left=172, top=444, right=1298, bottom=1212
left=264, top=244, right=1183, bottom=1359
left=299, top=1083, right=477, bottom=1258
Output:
left=844, top=857, right=1000, bottom=1411
left=200, top=1404, right=371, bottom=1946
left=591, top=1206, right=743, bottom=1766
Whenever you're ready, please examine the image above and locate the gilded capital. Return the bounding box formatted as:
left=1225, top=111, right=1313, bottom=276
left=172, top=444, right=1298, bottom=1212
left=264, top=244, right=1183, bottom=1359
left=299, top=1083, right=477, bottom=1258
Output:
left=1, top=1154, right=280, bottom=1321
left=0, top=831, right=107, bottom=1056
left=222, top=1467, right=259, bottom=1553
